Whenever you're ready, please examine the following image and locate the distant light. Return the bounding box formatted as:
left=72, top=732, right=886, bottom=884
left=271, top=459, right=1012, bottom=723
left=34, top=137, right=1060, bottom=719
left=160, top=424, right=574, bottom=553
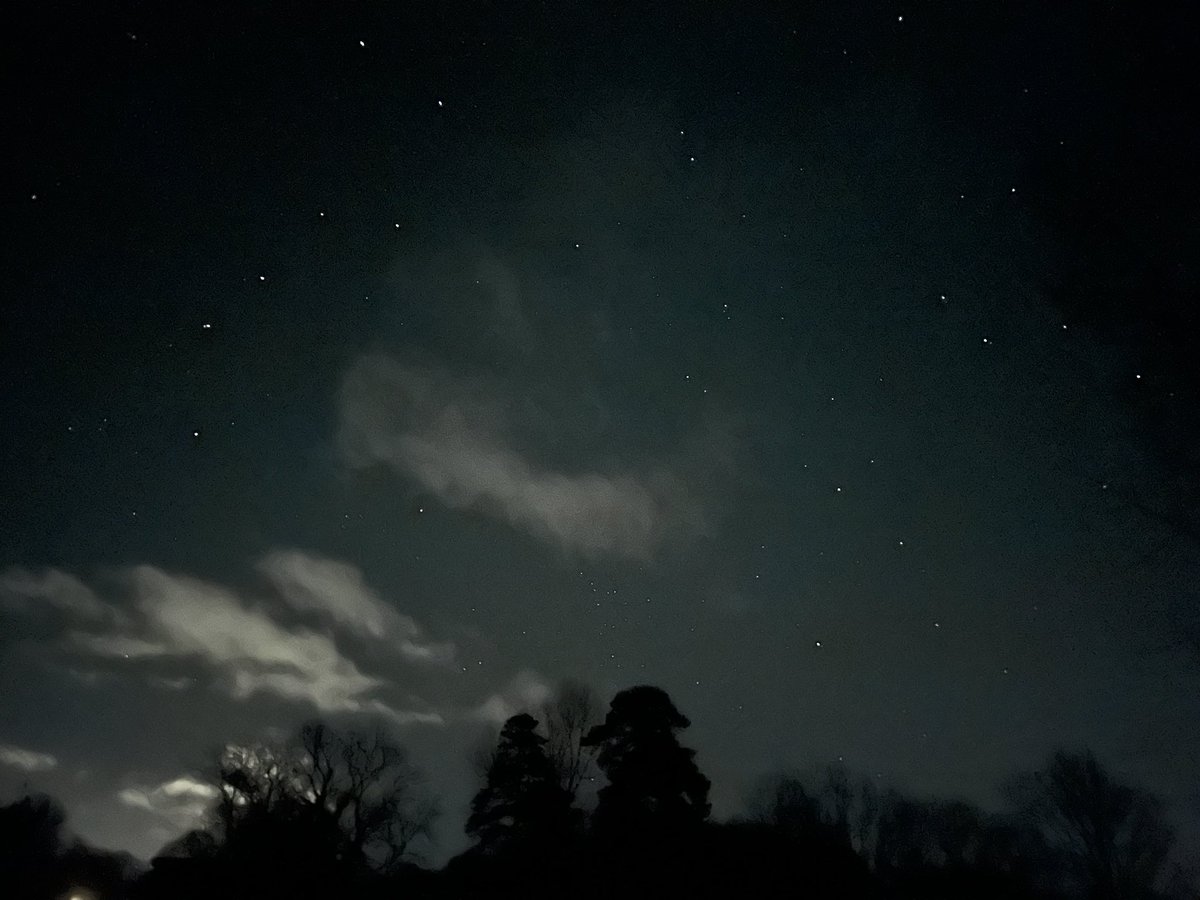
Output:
left=359, top=40, right=365, bottom=47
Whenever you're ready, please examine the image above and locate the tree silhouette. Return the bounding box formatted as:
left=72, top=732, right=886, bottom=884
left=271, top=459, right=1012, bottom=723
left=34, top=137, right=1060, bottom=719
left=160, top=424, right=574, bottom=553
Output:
left=210, top=721, right=434, bottom=873
left=1010, top=749, right=1175, bottom=900
left=0, top=794, right=67, bottom=899
left=1, top=794, right=138, bottom=900
left=583, top=685, right=710, bottom=837
left=466, top=713, right=575, bottom=855
left=540, top=679, right=600, bottom=800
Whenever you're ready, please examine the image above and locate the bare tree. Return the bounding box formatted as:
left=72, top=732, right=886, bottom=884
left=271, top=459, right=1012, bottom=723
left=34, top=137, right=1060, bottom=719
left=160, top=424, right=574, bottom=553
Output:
left=854, top=775, right=880, bottom=862
left=208, top=721, right=436, bottom=871
left=823, top=763, right=853, bottom=836
left=540, top=679, right=600, bottom=798
left=213, top=741, right=292, bottom=833
left=468, top=724, right=501, bottom=781
left=1010, top=750, right=1174, bottom=900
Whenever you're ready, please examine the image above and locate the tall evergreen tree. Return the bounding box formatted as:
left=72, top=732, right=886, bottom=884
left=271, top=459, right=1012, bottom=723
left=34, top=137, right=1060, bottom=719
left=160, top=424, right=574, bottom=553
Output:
left=466, top=713, right=575, bottom=854
left=583, top=685, right=710, bottom=836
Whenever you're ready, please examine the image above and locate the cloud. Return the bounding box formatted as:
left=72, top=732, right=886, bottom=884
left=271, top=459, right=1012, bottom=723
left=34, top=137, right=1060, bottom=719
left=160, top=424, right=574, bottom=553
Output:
left=258, top=550, right=455, bottom=665
left=338, top=355, right=704, bottom=560
left=471, top=669, right=553, bottom=725
left=0, top=568, right=112, bottom=623
left=0, top=743, right=58, bottom=772
left=118, top=774, right=219, bottom=826
left=104, top=565, right=395, bottom=718
left=0, top=556, right=451, bottom=726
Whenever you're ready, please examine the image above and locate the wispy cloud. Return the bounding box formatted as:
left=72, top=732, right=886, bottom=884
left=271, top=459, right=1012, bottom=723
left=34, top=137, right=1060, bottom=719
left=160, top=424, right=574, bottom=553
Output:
left=0, top=568, right=113, bottom=623
left=0, top=742, right=58, bottom=773
left=258, top=549, right=455, bottom=665
left=117, top=774, right=219, bottom=826
left=1, top=554, right=451, bottom=727
left=338, top=355, right=704, bottom=560
left=471, top=669, right=553, bottom=725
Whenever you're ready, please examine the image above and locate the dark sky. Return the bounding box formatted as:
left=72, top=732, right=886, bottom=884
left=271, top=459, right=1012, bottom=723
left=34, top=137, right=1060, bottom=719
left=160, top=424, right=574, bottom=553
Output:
left=3, top=0, right=1197, bottom=865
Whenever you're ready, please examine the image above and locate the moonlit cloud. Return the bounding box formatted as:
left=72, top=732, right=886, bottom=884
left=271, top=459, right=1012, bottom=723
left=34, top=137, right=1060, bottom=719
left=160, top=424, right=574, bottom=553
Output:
left=122, top=563, right=389, bottom=716
left=0, top=556, right=451, bottom=726
left=258, top=549, right=455, bottom=665
left=0, top=568, right=112, bottom=623
left=471, top=669, right=553, bottom=725
left=117, top=774, right=219, bottom=826
left=0, top=743, right=58, bottom=773
left=338, top=355, right=705, bottom=560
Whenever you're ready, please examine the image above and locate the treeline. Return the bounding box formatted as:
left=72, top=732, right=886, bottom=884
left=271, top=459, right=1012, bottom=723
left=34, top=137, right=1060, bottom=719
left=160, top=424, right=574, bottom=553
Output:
left=1, top=683, right=1194, bottom=900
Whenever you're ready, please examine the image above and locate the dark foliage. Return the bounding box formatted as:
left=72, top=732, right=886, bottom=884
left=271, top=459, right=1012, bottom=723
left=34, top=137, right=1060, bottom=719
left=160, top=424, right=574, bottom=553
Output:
left=4, top=693, right=1193, bottom=900
left=582, top=684, right=712, bottom=839
left=465, top=713, right=577, bottom=854
left=0, top=794, right=138, bottom=900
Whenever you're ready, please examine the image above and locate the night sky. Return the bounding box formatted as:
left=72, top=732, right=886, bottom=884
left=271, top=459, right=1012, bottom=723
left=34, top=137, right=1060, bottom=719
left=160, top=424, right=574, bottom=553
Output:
left=3, top=0, right=1197, bottom=865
